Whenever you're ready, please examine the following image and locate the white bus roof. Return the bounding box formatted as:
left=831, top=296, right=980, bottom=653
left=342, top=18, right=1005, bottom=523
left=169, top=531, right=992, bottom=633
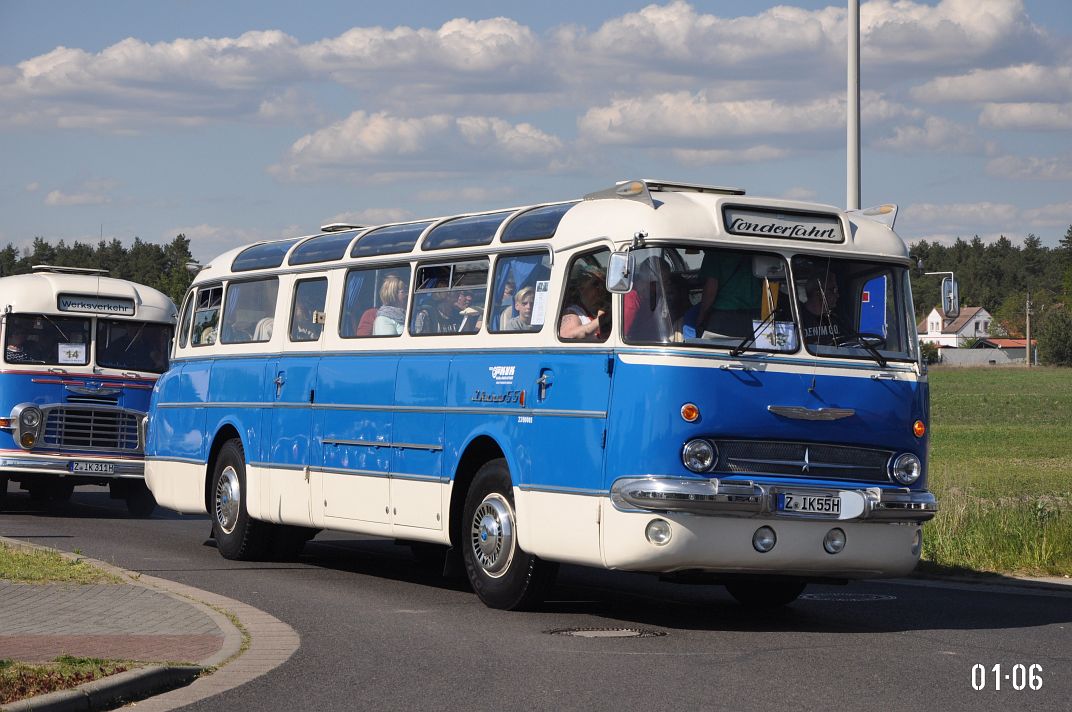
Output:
left=0, top=271, right=177, bottom=323
left=194, top=179, right=910, bottom=283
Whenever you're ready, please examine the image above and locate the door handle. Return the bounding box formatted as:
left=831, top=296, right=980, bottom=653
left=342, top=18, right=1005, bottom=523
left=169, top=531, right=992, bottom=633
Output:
left=274, top=371, right=286, bottom=398
left=536, top=369, right=554, bottom=401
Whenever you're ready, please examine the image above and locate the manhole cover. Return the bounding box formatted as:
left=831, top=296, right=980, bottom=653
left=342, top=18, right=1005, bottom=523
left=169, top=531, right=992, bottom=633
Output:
left=800, top=592, right=897, bottom=602
left=546, top=627, right=667, bottom=638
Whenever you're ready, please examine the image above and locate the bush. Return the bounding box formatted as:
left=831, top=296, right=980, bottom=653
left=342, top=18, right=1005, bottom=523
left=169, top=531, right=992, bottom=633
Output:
left=1037, top=306, right=1072, bottom=366
left=920, top=340, right=940, bottom=364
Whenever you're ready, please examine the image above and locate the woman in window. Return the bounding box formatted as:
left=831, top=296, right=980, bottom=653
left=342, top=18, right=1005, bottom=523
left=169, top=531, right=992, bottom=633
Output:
left=560, top=265, right=610, bottom=341
left=373, top=274, right=407, bottom=336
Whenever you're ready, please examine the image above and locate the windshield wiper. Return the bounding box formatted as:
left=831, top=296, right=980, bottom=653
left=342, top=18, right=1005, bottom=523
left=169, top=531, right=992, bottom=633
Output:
left=730, top=310, right=778, bottom=357
left=836, top=331, right=888, bottom=368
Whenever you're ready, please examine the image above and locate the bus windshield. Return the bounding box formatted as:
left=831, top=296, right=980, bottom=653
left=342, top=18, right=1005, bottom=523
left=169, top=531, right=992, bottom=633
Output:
left=4, top=313, right=91, bottom=366
left=96, top=319, right=172, bottom=373
left=622, top=246, right=916, bottom=362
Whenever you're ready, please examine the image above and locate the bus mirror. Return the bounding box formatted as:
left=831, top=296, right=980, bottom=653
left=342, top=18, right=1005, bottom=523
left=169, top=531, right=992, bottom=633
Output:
left=941, top=277, right=959, bottom=319
left=606, top=251, right=634, bottom=293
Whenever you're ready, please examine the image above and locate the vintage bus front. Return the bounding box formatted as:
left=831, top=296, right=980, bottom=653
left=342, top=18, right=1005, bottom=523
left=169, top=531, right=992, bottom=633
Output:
left=589, top=186, right=935, bottom=606
left=0, top=267, right=176, bottom=516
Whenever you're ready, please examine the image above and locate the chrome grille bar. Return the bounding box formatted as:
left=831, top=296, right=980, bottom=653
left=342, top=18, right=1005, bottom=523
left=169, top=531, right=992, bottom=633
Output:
left=42, top=406, right=141, bottom=452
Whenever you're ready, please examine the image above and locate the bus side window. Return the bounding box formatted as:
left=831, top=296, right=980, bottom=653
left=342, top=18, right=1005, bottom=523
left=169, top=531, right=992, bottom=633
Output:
left=410, top=259, right=489, bottom=335
left=290, top=278, right=328, bottom=342
left=177, top=289, right=194, bottom=349
left=191, top=285, right=223, bottom=346
left=490, top=252, right=551, bottom=333
left=340, top=266, right=410, bottom=338
left=220, top=278, right=279, bottom=344
left=559, top=249, right=612, bottom=342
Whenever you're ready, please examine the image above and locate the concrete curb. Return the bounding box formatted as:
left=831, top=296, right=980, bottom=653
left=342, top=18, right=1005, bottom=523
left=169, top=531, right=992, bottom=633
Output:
left=0, top=536, right=300, bottom=711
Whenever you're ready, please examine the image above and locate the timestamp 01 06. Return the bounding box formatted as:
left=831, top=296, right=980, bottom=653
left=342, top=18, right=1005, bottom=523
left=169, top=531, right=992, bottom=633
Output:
left=971, top=664, right=1043, bottom=691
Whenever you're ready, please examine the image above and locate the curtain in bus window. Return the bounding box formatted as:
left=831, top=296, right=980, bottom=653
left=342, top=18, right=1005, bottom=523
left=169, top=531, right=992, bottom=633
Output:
left=341, top=271, right=367, bottom=337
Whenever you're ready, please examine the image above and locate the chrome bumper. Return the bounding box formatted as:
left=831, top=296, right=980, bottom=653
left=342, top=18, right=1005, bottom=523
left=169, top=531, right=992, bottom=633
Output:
left=610, top=476, right=937, bottom=523
left=0, top=456, right=145, bottom=478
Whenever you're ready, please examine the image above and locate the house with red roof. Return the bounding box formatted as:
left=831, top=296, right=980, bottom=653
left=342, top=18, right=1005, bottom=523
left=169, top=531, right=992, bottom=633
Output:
left=917, top=306, right=995, bottom=348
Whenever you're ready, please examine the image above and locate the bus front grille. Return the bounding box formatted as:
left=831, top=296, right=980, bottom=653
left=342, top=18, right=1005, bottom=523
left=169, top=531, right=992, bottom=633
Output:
left=42, top=407, right=141, bottom=452
left=716, top=440, right=892, bottom=483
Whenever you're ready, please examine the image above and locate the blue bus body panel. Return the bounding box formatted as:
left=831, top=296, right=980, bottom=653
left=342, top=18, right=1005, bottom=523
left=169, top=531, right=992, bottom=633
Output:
left=150, top=361, right=209, bottom=461
left=317, top=354, right=396, bottom=477
left=394, top=357, right=447, bottom=480
left=605, top=356, right=928, bottom=490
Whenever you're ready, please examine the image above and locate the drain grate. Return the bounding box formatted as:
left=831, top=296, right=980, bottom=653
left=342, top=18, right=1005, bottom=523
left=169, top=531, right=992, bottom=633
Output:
left=546, top=627, right=667, bottom=638
left=800, top=592, right=896, bottom=602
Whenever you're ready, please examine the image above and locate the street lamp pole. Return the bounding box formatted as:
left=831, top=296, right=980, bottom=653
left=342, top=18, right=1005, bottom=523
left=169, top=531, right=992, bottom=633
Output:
left=847, top=0, right=861, bottom=210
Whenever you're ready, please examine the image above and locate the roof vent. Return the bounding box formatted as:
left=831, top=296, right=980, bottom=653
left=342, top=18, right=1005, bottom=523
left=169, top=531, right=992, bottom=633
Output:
left=320, top=223, right=365, bottom=233
left=32, top=264, right=109, bottom=276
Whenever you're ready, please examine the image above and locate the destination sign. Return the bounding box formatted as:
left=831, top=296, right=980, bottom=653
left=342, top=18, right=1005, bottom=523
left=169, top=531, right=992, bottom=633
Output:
left=724, top=207, right=843, bottom=243
left=57, top=293, right=136, bottom=316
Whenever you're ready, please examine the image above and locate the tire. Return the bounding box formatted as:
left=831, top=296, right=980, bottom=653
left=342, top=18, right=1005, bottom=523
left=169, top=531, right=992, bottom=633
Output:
left=125, top=481, right=156, bottom=517
left=461, top=458, right=557, bottom=610
left=0, top=477, right=8, bottom=510
left=725, top=581, right=807, bottom=609
left=211, top=439, right=270, bottom=560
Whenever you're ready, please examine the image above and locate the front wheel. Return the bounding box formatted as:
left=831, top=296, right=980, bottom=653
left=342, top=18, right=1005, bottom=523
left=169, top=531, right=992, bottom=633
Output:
left=725, top=581, right=807, bottom=608
left=461, top=459, right=556, bottom=610
left=212, top=439, right=270, bottom=560
left=125, top=481, right=156, bottom=517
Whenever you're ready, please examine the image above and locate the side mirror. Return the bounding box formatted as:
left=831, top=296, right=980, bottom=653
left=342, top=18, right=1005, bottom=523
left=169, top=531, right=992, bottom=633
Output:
left=606, top=251, right=634, bottom=293
left=941, top=276, right=960, bottom=319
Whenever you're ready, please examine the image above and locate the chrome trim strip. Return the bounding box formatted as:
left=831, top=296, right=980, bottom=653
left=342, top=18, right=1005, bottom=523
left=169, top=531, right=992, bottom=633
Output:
left=157, top=401, right=606, bottom=419
left=727, top=456, right=864, bottom=471
left=321, top=438, right=386, bottom=448
left=0, top=457, right=145, bottom=476
left=516, top=484, right=608, bottom=497
left=392, top=442, right=443, bottom=452
left=310, top=466, right=448, bottom=484
left=146, top=455, right=203, bottom=466
left=768, top=405, right=856, bottom=420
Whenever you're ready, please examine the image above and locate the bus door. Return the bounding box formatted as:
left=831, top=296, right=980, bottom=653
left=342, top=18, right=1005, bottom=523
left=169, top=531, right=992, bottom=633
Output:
left=266, top=278, right=326, bottom=526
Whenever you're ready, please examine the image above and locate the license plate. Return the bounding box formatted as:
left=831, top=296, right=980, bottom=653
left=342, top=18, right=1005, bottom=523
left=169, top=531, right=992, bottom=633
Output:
left=778, top=492, right=841, bottom=515
left=70, top=461, right=115, bottom=474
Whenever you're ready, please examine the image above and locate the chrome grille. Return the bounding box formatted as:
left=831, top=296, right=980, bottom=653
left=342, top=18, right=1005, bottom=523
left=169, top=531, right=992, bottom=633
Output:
left=42, top=406, right=141, bottom=452
left=716, top=440, right=892, bottom=483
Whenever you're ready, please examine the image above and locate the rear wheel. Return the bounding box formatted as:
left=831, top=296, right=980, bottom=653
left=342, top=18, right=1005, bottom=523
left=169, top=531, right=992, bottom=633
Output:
left=125, top=481, right=156, bottom=517
left=461, top=459, right=556, bottom=610
left=725, top=581, right=807, bottom=608
left=212, top=439, right=270, bottom=560
left=0, top=477, right=8, bottom=509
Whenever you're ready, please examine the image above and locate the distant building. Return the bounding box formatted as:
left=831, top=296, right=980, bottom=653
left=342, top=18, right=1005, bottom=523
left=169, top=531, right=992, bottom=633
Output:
left=917, top=306, right=995, bottom=348
left=973, top=338, right=1036, bottom=362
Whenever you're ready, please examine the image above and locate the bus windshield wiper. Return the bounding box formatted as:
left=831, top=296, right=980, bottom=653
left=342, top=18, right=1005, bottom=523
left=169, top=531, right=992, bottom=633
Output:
left=730, top=310, right=777, bottom=357
left=837, top=331, right=888, bottom=368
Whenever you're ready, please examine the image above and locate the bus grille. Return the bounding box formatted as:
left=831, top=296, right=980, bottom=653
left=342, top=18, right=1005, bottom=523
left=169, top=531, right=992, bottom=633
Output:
left=715, top=440, right=892, bottom=483
left=42, top=407, right=141, bottom=452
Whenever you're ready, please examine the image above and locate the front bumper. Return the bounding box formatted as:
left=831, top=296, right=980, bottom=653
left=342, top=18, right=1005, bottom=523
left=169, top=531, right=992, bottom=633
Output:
left=0, top=454, right=145, bottom=479
left=610, top=476, right=937, bottom=523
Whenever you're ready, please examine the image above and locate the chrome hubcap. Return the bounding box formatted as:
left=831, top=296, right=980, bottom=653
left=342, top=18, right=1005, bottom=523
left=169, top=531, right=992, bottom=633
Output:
left=470, top=493, right=515, bottom=578
left=215, top=465, right=241, bottom=534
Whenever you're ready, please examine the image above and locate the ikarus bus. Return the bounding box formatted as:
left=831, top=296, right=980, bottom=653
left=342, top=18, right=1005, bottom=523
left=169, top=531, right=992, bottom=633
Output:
left=145, top=179, right=937, bottom=609
left=0, top=266, right=177, bottom=516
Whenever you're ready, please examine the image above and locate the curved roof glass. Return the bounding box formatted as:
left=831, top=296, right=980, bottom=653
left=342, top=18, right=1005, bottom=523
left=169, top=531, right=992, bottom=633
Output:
left=231, top=238, right=303, bottom=272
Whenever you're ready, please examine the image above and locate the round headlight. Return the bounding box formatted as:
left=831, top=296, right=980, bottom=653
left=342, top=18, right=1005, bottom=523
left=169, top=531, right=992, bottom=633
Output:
left=752, top=526, right=777, bottom=553
left=823, top=528, right=846, bottom=555
left=20, top=408, right=41, bottom=429
left=682, top=439, right=716, bottom=473
left=645, top=519, right=673, bottom=546
left=891, top=453, right=922, bottom=485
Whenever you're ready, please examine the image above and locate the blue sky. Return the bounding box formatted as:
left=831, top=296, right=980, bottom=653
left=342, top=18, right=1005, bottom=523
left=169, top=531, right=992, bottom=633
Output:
left=2, top=0, right=1070, bottom=261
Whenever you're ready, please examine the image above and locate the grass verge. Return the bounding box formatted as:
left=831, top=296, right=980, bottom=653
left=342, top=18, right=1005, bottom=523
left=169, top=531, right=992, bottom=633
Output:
left=0, top=655, right=141, bottom=705
left=0, top=542, right=121, bottom=584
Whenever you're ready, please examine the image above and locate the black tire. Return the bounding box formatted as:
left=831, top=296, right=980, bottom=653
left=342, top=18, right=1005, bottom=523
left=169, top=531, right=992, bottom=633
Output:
left=211, top=439, right=270, bottom=560
left=28, top=481, right=50, bottom=501
left=725, top=581, right=807, bottom=609
left=460, top=458, right=557, bottom=610
left=125, top=481, right=156, bottom=517
left=0, top=476, right=8, bottom=510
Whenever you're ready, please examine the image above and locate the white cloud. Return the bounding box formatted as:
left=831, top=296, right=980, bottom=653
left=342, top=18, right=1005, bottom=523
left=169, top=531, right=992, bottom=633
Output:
left=987, top=154, right=1072, bottom=181
left=782, top=187, right=818, bottom=201
left=171, top=223, right=269, bottom=261
left=416, top=186, right=517, bottom=203
left=324, top=208, right=414, bottom=227
left=271, top=111, right=563, bottom=182
left=912, top=63, right=1072, bottom=104
left=902, top=199, right=1072, bottom=246
left=42, top=178, right=119, bottom=206
left=1021, top=202, right=1072, bottom=228
left=671, top=145, right=789, bottom=165
left=903, top=201, right=1019, bottom=231
left=874, top=115, right=987, bottom=154
left=979, top=102, right=1072, bottom=130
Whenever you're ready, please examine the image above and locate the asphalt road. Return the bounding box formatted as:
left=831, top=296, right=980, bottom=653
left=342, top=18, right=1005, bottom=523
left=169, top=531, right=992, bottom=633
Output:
left=2, top=485, right=1070, bottom=712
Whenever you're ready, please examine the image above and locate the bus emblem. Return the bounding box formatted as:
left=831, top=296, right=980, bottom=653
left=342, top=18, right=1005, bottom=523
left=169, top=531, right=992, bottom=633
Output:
left=489, top=366, right=515, bottom=385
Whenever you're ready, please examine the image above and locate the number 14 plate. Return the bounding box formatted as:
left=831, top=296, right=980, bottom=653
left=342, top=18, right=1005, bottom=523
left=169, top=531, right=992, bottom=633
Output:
left=777, top=492, right=841, bottom=515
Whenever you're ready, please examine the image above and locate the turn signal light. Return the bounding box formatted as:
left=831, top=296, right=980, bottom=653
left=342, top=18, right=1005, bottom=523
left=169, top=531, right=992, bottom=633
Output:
left=0, top=417, right=11, bottom=428
left=913, top=420, right=926, bottom=438
left=680, top=403, right=700, bottom=422
left=20, top=432, right=36, bottom=448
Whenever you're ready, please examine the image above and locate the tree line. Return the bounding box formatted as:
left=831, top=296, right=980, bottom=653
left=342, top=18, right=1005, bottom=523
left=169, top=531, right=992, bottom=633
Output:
left=0, top=235, right=195, bottom=306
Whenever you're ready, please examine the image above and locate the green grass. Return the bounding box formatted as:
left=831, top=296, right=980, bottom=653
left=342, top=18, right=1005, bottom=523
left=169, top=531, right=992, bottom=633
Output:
left=0, top=655, right=140, bottom=704
left=923, top=367, right=1072, bottom=576
left=0, top=543, right=121, bottom=584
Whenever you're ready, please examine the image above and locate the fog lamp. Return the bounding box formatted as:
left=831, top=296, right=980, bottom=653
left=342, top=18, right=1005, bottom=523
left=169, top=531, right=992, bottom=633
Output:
left=645, top=519, right=673, bottom=546
left=823, top=528, right=846, bottom=555
left=752, top=526, right=776, bottom=553
left=682, top=439, right=716, bottom=473
left=890, top=453, right=922, bottom=485
left=20, top=432, right=36, bottom=448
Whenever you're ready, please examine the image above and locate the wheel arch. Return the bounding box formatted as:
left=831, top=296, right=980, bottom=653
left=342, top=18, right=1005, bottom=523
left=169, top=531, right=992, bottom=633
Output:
left=448, top=434, right=508, bottom=550
left=204, top=423, right=243, bottom=514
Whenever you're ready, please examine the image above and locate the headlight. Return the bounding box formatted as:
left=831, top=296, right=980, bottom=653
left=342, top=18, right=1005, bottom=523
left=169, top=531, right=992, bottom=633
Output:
left=891, top=453, right=921, bottom=485
left=19, top=407, right=41, bottom=429
left=682, top=438, right=717, bottom=473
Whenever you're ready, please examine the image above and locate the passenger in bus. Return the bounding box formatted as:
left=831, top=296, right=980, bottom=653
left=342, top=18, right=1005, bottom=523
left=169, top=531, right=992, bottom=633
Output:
left=496, top=278, right=517, bottom=330
left=560, top=265, right=610, bottom=340
left=799, top=271, right=843, bottom=345
left=5, top=331, right=41, bottom=364
left=413, top=291, right=459, bottom=334
left=696, top=250, right=761, bottom=338
left=624, top=257, right=687, bottom=342
left=457, top=289, right=484, bottom=333
left=372, top=274, right=407, bottom=336
left=503, top=286, right=536, bottom=331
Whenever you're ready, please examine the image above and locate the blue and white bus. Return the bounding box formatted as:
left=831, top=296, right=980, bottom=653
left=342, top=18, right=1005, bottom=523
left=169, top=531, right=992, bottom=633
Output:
left=1, top=266, right=176, bottom=516
left=146, top=179, right=937, bottom=609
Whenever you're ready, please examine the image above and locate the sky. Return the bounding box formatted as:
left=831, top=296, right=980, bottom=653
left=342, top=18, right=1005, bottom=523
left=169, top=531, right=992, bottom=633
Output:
left=1, top=0, right=1070, bottom=261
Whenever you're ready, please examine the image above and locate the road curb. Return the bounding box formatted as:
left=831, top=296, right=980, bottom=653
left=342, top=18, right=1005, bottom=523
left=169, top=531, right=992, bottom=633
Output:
left=0, top=536, right=299, bottom=711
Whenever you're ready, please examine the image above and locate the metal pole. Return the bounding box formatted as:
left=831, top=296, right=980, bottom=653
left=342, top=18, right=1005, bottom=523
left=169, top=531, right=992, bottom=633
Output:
left=1025, top=290, right=1032, bottom=368
left=847, top=0, right=861, bottom=210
